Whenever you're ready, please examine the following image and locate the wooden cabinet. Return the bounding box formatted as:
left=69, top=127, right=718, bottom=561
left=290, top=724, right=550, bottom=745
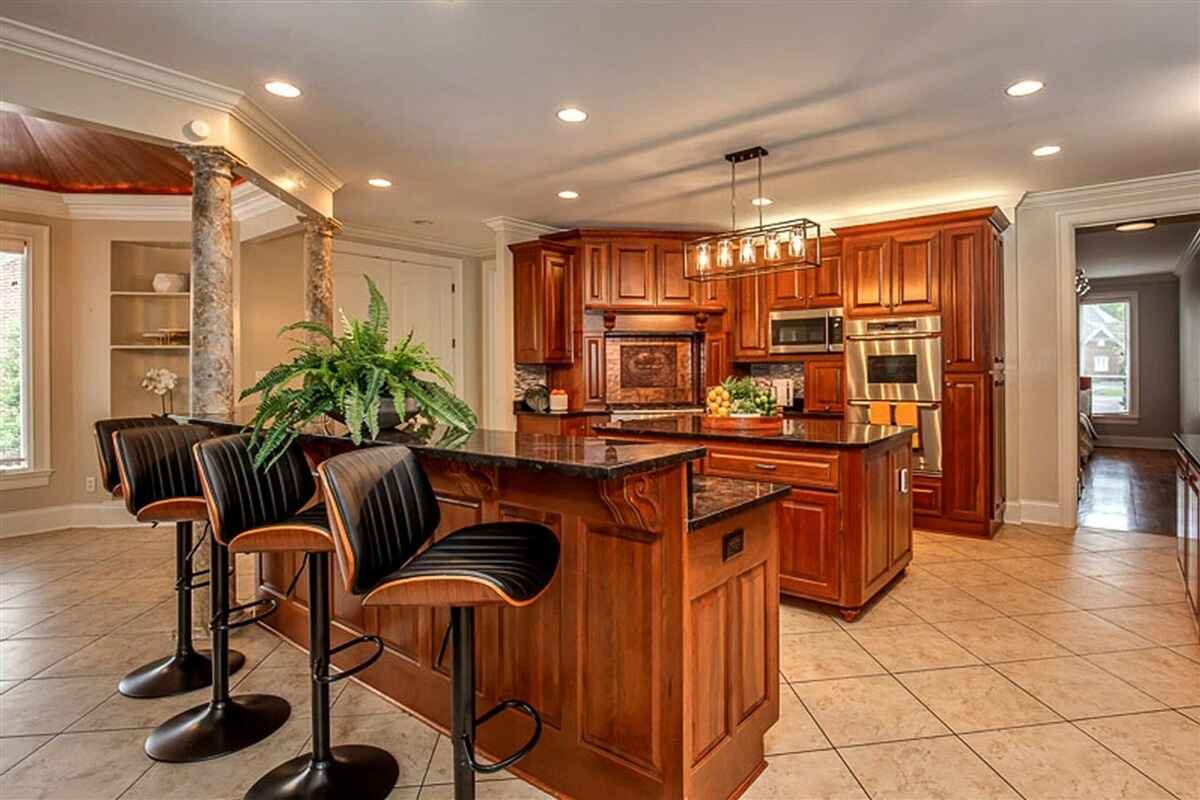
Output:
left=942, top=373, right=988, bottom=522
left=777, top=489, right=840, bottom=601
left=655, top=242, right=696, bottom=307
left=611, top=240, right=656, bottom=307
left=705, top=333, right=730, bottom=388
left=942, top=222, right=987, bottom=372
left=843, top=235, right=893, bottom=317
left=516, top=412, right=610, bottom=438
left=1177, top=445, right=1200, bottom=625
left=768, top=268, right=806, bottom=309
left=581, top=241, right=609, bottom=308
left=804, top=358, right=845, bottom=414
left=844, top=230, right=939, bottom=317
left=511, top=241, right=573, bottom=364
left=809, top=247, right=844, bottom=308
left=733, top=275, right=769, bottom=358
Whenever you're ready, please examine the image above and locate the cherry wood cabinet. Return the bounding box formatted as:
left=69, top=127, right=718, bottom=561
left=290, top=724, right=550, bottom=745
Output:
left=1177, top=442, right=1200, bottom=625
left=777, top=489, right=840, bottom=601
left=942, top=222, right=987, bottom=372
left=843, top=235, right=892, bottom=317
left=516, top=412, right=610, bottom=438
left=611, top=240, right=656, bottom=307
left=581, top=242, right=609, bottom=308
left=941, top=373, right=988, bottom=522
left=705, top=333, right=730, bottom=388
left=809, top=244, right=844, bottom=308
left=733, top=275, right=769, bottom=358
left=804, top=358, right=845, bottom=414
left=843, top=230, right=939, bottom=317
left=655, top=242, right=696, bottom=307
left=511, top=240, right=573, bottom=364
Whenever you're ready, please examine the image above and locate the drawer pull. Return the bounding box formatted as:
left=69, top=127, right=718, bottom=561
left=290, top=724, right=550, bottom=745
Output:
left=754, top=463, right=777, bottom=471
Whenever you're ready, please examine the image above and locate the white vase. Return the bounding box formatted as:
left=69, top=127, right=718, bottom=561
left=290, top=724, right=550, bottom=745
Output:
left=152, top=273, right=188, bottom=293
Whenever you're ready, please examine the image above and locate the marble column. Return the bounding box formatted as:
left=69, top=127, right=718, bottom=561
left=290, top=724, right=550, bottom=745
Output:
left=300, top=214, right=341, bottom=333
left=178, top=145, right=237, bottom=617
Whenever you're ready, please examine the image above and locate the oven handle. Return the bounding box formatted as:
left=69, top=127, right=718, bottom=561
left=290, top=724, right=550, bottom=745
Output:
left=845, top=332, right=942, bottom=341
left=847, top=400, right=941, bottom=408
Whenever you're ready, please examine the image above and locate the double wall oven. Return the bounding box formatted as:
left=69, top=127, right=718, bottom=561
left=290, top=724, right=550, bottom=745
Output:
left=845, top=316, right=944, bottom=474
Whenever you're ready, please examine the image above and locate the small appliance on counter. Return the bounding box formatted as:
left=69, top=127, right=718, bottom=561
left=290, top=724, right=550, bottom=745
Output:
left=770, top=378, right=796, bottom=409
left=548, top=388, right=569, bottom=413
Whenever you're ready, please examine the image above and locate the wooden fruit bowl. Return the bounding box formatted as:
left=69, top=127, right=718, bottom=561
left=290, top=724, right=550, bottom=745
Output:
left=700, top=414, right=784, bottom=435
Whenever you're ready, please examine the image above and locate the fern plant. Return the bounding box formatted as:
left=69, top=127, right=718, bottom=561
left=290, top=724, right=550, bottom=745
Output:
left=240, top=276, right=476, bottom=469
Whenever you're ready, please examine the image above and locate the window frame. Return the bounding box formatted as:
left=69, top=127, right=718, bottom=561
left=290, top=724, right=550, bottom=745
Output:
left=1079, top=290, right=1139, bottom=423
left=0, top=220, right=52, bottom=490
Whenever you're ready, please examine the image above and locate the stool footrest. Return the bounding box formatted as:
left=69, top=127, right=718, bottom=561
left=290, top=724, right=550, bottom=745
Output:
left=216, top=597, right=277, bottom=631
left=315, top=634, right=384, bottom=684
left=463, top=699, right=543, bottom=774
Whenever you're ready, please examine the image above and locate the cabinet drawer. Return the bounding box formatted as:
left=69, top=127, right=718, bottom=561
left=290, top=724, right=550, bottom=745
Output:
left=705, top=447, right=840, bottom=490
left=912, top=475, right=942, bottom=515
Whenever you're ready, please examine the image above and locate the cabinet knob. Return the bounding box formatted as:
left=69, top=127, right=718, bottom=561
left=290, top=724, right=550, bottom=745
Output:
left=945, top=359, right=952, bottom=365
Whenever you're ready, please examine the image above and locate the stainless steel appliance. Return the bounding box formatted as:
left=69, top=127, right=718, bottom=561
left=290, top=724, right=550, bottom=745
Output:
left=845, top=315, right=943, bottom=474
left=768, top=308, right=844, bottom=354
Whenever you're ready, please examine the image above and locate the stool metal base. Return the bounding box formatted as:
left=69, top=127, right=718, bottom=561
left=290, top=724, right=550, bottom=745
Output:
left=243, top=745, right=399, bottom=800
left=145, top=694, right=291, bottom=763
left=118, top=650, right=245, bottom=699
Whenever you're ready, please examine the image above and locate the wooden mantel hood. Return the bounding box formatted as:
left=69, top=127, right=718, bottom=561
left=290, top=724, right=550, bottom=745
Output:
left=833, top=206, right=1011, bottom=237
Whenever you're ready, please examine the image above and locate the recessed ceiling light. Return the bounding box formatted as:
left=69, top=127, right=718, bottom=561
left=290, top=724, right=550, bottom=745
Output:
left=367, top=178, right=392, bottom=188
left=556, top=107, right=588, bottom=123
left=557, top=189, right=579, bottom=199
left=750, top=196, right=773, bottom=206
left=1032, top=145, right=1062, bottom=157
left=1115, top=220, right=1157, bottom=232
left=1006, top=79, right=1044, bottom=97
left=264, top=80, right=302, bottom=98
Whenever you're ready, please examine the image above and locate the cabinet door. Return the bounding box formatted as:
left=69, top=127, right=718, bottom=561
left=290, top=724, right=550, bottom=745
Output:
left=777, top=489, right=840, bottom=602
left=942, top=223, right=987, bottom=372
left=891, top=228, right=941, bottom=314
left=581, top=242, right=609, bottom=307
left=733, top=276, right=769, bottom=358
left=656, top=242, right=696, bottom=307
left=804, top=359, right=845, bottom=414
left=705, top=333, right=730, bottom=388
left=891, top=446, right=913, bottom=563
left=768, top=268, right=807, bottom=310
left=844, top=235, right=892, bottom=317
left=611, top=241, right=655, bottom=306
left=809, top=250, right=843, bottom=308
left=512, top=248, right=543, bottom=363
left=942, top=373, right=987, bottom=521
left=701, top=275, right=727, bottom=309
left=991, top=374, right=1006, bottom=521
left=583, top=334, right=605, bottom=405
left=989, top=230, right=1005, bottom=367
left=542, top=250, right=572, bottom=362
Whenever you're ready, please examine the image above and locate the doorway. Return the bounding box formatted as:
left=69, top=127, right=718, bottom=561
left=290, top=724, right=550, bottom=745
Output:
left=1075, top=213, right=1199, bottom=535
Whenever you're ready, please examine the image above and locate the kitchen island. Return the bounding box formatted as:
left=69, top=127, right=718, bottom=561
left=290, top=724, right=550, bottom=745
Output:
left=183, top=414, right=786, bottom=800
left=594, top=414, right=916, bottom=619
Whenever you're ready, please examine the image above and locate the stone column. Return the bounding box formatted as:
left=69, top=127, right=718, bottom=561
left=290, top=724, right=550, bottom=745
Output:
left=179, top=145, right=237, bottom=620
left=300, top=214, right=341, bottom=333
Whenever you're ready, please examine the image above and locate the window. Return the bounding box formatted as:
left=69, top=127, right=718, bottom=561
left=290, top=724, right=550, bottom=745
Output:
left=0, top=220, right=50, bottom=490
left=1079, top=292, right=1138, bottom=419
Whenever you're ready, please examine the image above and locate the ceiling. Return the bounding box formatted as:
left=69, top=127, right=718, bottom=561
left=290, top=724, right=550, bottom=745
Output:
left=0, top=111, right=194, bottom=194
left=1077, top=215, right=1199, bottom=279
left=4, top=2, right=1198, bottom=251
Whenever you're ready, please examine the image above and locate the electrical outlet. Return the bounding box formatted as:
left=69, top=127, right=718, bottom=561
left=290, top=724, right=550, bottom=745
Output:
left=85, top=476, right=97, bottom=493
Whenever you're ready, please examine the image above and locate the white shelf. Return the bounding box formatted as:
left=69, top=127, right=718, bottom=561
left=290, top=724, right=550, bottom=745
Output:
left=110, top=345, right=190, bottom=351
left=110, top=291, right=190, bottom=297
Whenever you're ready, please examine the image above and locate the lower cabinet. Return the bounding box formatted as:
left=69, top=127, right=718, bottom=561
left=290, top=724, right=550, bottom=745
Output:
left=777, top=489, right=840, bottom=601
left=516, top=413, right=610, bottom=438
left=1178, top=445, right=1200, bottom=624
left=804, top=358, right=845, bottom=414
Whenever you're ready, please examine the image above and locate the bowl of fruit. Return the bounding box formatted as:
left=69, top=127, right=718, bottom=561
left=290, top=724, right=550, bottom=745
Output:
left=702, top=377, right=784, bottom=433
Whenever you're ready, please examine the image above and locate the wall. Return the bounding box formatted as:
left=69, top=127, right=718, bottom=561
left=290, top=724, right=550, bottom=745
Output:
left=237, top=232, right=306, bottom=410
left=1182, top=246, right=1200, bottom=434
left=1084, top=274, right=1180, bottom=443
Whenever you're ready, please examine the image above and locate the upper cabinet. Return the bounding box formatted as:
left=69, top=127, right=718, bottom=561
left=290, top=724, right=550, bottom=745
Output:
left=656, top=241, right=697, bottom=307
left=843, top=235, right=893, bottom=316
left=768, top=237, right=843, bottom=311
left=610, top=240, right=656, bottom=307
left=733, top=275, right=770, bottom=358
left=843, top=231, right=938, bottom=317
left=581, top=242, right=609, bottom=308
left=511, top=240, right=574, bottom=364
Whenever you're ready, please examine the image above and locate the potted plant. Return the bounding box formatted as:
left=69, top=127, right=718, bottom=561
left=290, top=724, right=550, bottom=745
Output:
left=142, top=367, right=179, bottom=415
left=240, top=276, right=476, bottom=469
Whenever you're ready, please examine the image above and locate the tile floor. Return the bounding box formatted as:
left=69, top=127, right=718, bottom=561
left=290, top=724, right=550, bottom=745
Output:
left=1, top=522, right=1197, bottom=799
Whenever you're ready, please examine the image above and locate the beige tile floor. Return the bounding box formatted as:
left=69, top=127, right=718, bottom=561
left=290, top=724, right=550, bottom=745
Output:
left=1, top=523, right=1197, bottom=799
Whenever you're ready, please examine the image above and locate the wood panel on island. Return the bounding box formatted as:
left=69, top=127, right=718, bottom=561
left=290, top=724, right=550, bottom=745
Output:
left=1176, top=437, right=1200, bottom=625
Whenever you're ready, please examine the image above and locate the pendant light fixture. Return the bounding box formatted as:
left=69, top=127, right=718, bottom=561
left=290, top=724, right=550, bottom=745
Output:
left=684, top=146, right=822, bottom=282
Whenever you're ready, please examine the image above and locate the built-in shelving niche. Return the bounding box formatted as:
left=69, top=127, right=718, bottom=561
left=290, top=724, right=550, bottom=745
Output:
left=110, top=241, right=191, bottom=417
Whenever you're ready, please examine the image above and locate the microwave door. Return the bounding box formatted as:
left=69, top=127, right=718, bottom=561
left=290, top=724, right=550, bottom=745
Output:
left=770, top=313, right=830, bottom=354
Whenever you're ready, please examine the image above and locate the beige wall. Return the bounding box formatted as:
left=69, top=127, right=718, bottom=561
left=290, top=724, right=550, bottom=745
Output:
left=1086, top=274, right=1180, bottom=441
left=1182, top=249, right=1200, bottom=435
left=237, top=233, right=306, bottom=410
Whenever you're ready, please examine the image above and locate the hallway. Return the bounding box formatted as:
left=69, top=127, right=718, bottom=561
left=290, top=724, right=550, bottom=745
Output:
left=1078, top=448, right=1177, bottom=535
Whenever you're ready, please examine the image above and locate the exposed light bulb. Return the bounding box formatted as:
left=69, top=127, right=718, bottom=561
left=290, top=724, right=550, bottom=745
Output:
left=717, top=239, right=733, bottom=268
left=789, top=228, right=806, bottom=258
left=739, top=237, right=756, bottom=265
left=764, top=234, right=781, bottom=261
left=696, top=243, right=710, bottom=270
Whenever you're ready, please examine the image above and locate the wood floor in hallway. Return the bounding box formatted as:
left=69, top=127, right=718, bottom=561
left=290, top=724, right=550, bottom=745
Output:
left=1079, top=447, right=1177, bottom=535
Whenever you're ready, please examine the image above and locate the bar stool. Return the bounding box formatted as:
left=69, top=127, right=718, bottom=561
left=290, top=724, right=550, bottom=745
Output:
left=131, top=430, right=292, bottom=763
left=317, top=446, right=560, bottom=800
left=102, top=419, right=245, bottom=698
left=191, top=433, right=398, bottom=799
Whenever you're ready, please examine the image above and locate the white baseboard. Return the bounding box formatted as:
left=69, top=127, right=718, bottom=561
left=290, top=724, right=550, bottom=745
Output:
left=1017, top=500, right=1065, bottom=527
left=1094, top=436, right=1177, bottom=451
left=0, top=502, right=141, bottom=538
left=1003, top=501, right=1023, bottom=524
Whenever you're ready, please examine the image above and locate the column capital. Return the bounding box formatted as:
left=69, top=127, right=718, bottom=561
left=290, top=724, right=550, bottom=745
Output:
left=298, top=214, right=343, bottom=237
left=176, top=145, right=239, bottom=180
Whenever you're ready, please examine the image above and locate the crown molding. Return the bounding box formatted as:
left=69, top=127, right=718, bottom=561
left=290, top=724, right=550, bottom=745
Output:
left=1019, top=170, right=1200, bottom=209
left=0, top=17, right=344, bottom=194
left=0, top=184, right=68, bottom=217
left=820, top=192, right=1024, bottom=232
left=338, top=223, right=487, bottom=259
left=481, top=216, right=563, bottom=239
left=1177, top=228, right=1200, bottom=278
left=0, top=182, right=286, bottom=223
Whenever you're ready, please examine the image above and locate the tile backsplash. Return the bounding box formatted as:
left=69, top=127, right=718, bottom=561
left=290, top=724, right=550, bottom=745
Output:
left=749, top=363, right=806, bottom=394
left=513, top=364, right=548, bottom=400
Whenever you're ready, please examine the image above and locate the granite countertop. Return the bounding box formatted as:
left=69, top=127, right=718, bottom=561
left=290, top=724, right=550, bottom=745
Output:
left=514, top=409, right=607, bottom=417
left=594, top=414, right=915, bottom=448
left=689, top=475, right=790, bottom=530
left=1175, top=433, right=1200, bottom=467
left=178, top=413, right=704, bottom=481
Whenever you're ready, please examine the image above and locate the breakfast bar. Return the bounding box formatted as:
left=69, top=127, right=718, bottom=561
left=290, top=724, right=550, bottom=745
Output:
left=184, top=414, right=787, bottom=800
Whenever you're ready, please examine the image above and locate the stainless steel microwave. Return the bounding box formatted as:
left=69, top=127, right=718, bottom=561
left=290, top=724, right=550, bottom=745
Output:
left=768, top=308, right=844, bottom=354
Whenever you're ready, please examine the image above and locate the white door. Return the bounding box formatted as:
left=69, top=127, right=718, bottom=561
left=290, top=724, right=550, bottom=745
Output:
left=332, top=252, right=390, bottom=334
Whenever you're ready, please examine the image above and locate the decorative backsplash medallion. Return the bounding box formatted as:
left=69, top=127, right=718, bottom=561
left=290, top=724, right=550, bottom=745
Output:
left=605, top=336, right=697, bottom=405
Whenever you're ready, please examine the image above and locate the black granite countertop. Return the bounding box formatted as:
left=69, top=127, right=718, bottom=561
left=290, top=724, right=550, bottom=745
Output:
left=689, top=475, right=790, bottom=530
left=514, top=409, right=607, bottom=417
left=1175, top=433, right=1200, bottom=467
left=594, top=414, right=914, bottom=448
left=177, top=413, right=704, bottom=481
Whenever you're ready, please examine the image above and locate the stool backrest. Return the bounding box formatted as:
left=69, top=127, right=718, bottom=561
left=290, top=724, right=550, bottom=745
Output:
left=94, top=417, right=177, bottom=494
left=193, top=434, right=317, bottom=546
left=112, top=423, right=212, bottom=516
left=317, top=446, right=441, bottom=596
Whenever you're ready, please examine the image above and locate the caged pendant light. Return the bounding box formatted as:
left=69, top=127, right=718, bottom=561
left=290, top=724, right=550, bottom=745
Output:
left=684, top=146, right=822, bottom=282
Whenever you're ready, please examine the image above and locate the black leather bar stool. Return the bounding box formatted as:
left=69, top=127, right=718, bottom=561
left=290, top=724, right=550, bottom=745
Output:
left=318, top=446, right=560, bottom=800
left=102, top=419, right=245, bottom=698
left=189, top=433, right=399, bottom=800
left=129, top=430, right=292, bottom=763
